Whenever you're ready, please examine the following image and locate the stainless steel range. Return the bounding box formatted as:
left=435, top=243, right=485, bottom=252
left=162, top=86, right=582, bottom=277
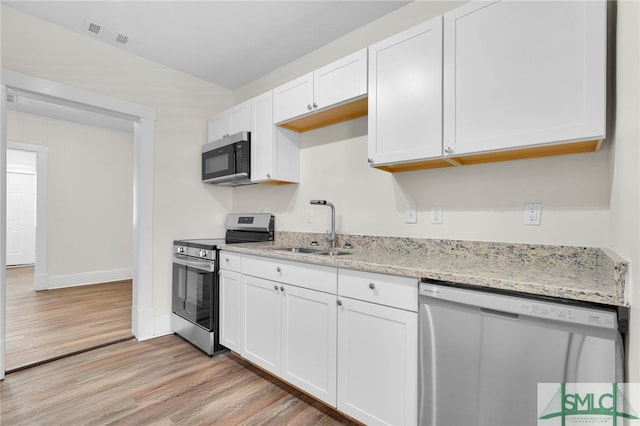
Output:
left=171, top=213, right=274, bottom=355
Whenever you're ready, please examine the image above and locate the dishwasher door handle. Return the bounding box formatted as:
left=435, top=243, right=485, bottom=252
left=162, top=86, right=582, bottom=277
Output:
left=481, top=307, right=519, bottom=319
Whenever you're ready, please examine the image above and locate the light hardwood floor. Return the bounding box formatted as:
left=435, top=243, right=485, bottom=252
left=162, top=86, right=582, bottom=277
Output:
left=1, top=334, right=358, bottom=425
left=5, top=266, right=133, bottom=371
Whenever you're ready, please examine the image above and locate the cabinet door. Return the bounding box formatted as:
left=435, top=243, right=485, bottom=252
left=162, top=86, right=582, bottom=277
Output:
left=314, top=48, right=367, bottom=110
left=251, top=91, right=275, bottom=182
left=207, top=112, right=229, bottom=142
left=273, top=72, right=314, bottom=123
left=337, top=297, right=417, bottom=426
left=368, top=16, right=443, bottom=166
left=228, top=99, right=252, bottom=135
left=219, top=269, right=243, bottom=352
left=281, top=284, right=337, bottom=406
left=443, top=0, right=606, bottom=156
left=242, top=275, right=281, bottom=375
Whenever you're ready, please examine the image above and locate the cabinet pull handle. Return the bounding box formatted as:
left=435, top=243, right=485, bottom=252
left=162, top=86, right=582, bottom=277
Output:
left=276, top=266, right=282, bottom=273
left=369, top=283, right=376, bottom=290
left=337, top=300, right=342, bottom=306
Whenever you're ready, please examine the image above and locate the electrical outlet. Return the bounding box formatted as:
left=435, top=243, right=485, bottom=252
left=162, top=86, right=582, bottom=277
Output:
left=405, top=203, right=417, bottom=224
left=524, top=203, right=542, bottom=225
left=431, top=207, right=443, bottom=224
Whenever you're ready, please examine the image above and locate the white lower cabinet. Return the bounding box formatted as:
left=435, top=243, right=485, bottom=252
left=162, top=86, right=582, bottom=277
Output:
left=242, top=275, right=282, bottom=373
left=219, top=268, right=243, bottom=352
left=281, top=284, right=337, bottom=405
left=229, top=255, right=418, bottom=424
left=241, top=257, right=338, bottom=406
left=337, top=292, right=418, bottom=425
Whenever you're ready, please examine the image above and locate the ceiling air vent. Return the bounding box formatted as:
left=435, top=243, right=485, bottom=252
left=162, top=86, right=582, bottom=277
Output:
left=88, top=22, right=101, bottom=34
left=83, top=18, right=131, bottom=48
left=115, top=33, right=129, bottom=45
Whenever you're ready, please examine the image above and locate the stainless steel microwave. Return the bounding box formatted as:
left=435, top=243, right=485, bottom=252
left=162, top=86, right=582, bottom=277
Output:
left=202, top=131, right=252, bottom=186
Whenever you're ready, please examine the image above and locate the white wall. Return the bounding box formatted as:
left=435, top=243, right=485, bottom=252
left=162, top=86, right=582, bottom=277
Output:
left=610, top=0, right=640, bottom=382
left=1, top=4, right=234, bottom=318
left=7, top=112, right=133, bottom=281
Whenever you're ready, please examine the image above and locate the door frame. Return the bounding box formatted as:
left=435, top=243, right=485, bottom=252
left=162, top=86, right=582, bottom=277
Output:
left=0, top=69, right=157, bottom=380
left=6, top=143, right=48, bottom=290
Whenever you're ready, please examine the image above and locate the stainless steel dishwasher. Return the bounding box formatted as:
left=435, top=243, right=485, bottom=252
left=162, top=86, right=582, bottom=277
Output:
left=418, top=279, right=626, bottom=426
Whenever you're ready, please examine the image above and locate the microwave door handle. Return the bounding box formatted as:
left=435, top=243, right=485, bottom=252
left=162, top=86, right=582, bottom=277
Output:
left=204, top=172, right=249, bottom=184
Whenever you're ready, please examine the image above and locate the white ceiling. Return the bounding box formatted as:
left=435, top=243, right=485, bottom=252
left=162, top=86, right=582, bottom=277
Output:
left=5, top=0, right=410, bottom=90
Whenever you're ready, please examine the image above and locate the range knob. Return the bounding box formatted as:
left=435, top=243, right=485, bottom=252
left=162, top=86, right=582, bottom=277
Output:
left=176, top=246, right=185, bottom=254
left=198, top=250, right=208, bottom=258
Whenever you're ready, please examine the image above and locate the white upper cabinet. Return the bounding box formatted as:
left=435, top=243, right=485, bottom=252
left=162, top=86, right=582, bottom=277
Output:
left=443, top=0, right=607, bottom=156
left=274, top=49, right=368, bottom=125
left=367, top=16, right=443, bottom=167
left=273, top=73, right=314, bottom=124
left=313, top=49, right=368, bottom=112
left=251, top=90, right=300, bottom=184
left=207, top=99, right=252, bottom=142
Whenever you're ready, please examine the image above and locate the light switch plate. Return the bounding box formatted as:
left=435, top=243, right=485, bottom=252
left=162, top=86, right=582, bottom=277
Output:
left=431, top=207, right=443, bottom=224
left=405, top=203, right=417, bottom=224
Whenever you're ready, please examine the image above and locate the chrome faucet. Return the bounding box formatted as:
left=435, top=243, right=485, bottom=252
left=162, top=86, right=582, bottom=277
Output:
left=310, top=200, right=336, bottom=248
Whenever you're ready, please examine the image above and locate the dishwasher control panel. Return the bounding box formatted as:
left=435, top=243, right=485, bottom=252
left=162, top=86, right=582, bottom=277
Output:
left=419, top=282, right=618, bottom=330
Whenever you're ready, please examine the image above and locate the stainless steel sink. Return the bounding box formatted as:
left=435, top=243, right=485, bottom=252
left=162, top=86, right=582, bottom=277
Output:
left=272, top=247, right=351, bottom=256
left=317, top=250, right=351, bottom=256
left=273, top=247, right=325, bottom=254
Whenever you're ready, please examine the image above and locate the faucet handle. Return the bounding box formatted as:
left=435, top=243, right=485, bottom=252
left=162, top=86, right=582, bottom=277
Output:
left=310, top=240, right=319, bottom=247
left=344, top=242, right=353, bottom=249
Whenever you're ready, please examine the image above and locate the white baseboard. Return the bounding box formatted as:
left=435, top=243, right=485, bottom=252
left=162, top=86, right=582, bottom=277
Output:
left=48, top=268, right=133, bottom=289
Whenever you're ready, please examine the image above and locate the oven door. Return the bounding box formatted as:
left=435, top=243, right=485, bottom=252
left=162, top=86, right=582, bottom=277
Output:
left=202, top=143, right=237, bottom=184
left=172, top=255, right=216, bottom=330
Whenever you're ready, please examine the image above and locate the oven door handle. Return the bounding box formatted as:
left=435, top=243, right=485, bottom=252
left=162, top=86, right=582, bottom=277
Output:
left=173, top=255, right=215, bottom=272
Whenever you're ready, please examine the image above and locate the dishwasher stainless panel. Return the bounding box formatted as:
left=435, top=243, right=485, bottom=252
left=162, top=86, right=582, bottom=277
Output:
left=418, top=281, right=624, bottom=426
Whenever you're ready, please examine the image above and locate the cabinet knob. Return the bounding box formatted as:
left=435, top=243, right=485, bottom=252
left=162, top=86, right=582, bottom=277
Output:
left=280, top=286, right=285, bottom=292
left=267, top=173, right=271, bottom=178
left=276, top=266, right=282, bottom=273
left=444, top=146, right=453, bottom=154
left=367, top=158, right=373, bottom=164
left=313, top=102, right=318, bottom=109
left=337, top=300, right=343, bottom=306
left=274, top=285, right=279, bottom=291
left=369, top=283, right=376, bottom=290
left=307, top=104, right=312, bottom=111
left=225, top=257, right=230, bottom=263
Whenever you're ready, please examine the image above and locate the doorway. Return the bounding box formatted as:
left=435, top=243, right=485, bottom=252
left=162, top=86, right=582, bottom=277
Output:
left=4, top=135, right=134, bottom=372
left=6, top=149, right=36, bottom=267
left=1, top=69, right=157, bottom=379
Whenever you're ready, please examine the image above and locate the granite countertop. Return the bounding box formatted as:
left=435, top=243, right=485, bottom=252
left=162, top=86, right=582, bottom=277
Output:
left=221, top=232, right=628, bottom=307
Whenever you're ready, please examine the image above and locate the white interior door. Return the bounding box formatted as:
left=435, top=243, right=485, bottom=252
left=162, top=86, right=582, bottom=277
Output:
left=6, top=171, right=36, bottom=266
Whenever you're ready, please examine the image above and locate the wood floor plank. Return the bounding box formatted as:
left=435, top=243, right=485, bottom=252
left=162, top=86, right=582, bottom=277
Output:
left=5, top=266, right=133, bottom=370
left=1, top=335, right=358, bottom=425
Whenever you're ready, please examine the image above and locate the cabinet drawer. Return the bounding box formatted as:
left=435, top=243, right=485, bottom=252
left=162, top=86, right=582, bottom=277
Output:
left=338, top=269, right=418, bottom=312
left=243, top=255, right=337, bottom=294
left=220, top=251, right=242, bottom=272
